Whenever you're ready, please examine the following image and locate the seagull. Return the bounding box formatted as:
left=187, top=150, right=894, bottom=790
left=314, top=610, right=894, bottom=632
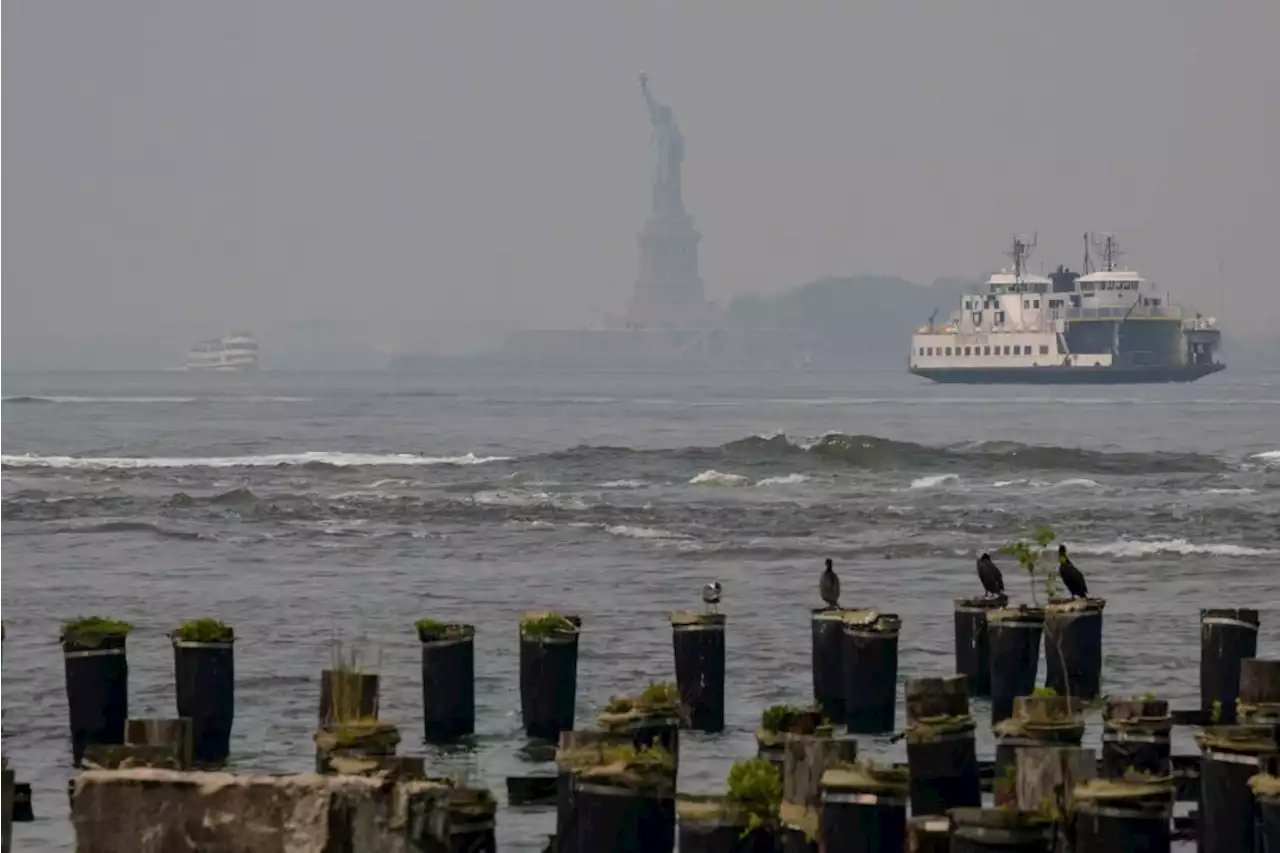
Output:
left=1058, top=545, right=1088, bottom=599
left=702, top=581, right=722, bottom=613
left=976, top=553, right=1005, bottom=598
left=820, top=558, right=840, bottom=609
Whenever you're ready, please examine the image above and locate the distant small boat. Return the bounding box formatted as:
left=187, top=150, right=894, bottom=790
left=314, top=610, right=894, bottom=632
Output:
left=186, top=332, right=259, bottom=372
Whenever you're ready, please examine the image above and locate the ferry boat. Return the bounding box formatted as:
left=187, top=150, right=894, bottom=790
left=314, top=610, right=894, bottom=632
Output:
left=186, top=332, right=260, bottom=371
left=908, top=235, right=1224, bottom=384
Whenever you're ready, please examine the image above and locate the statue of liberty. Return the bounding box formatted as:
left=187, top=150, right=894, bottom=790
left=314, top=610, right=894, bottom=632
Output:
left=638, top=72, right=685, bottom=218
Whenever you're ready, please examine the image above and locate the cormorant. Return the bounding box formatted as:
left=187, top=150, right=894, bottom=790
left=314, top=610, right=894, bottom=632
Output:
left=1058, top=545, right=1088, bottom=599
left=702, top=581, right=722, bottom=613
left=820, top=559, right=841, bottom=608
left=976, top=553, right=1005, bottom=597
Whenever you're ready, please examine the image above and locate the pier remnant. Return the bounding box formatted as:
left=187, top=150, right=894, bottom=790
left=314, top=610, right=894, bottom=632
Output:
left=819, top=764, right=909, bottom=853
left=554, top=730, right=632, bottom=853
left=841, top=611, right=901, bottom=733
left=949, top=807, right=1053, bottom=852
left=1237, top=657, right=1280, bottom=723
left=812, top=607, right=857, bottom=718
left=1072, top=777, right=1173, bottom=853
left=781, top=729, right=857, bottom=810
left=1100, top=697, right=1171, bottom=778
left=1199, top=607, right=1258, bottom=724
left=1249, top=772, right=1280, bottom=853
left=953, top=595, right=1006, bottom=698
left=598, top=682, right=683, bottom=766
left=906, top=815, right=951, bottom=853
left=903, top=675, right=980, bottom=815
left=313, top=721, right=401, bottom=775
left=62, top=617, right=131, bottom=766
left=69, top=768, right=455, bottom=852
left=678, top=759, right=782, bottom=853
left=987, top=606, right=1045, bottom=725
left=1195, top=724, right=1277, bottom=853
left=125, top=718, right=193, bottom=770
left=171, top=619, right=235, bottom=766
left=417, top=621, right=476, bottom=743
left=993, top=695, right=1085, bottom=807
left=755, top=705, right=826, bottom=775
left=670, top=612, right=726, bottom=733
left=520, top=612, right=582, bottom=741
left=555, top=740, right=676, bottom=853
left=1044, top=598, right=1105, bottom=699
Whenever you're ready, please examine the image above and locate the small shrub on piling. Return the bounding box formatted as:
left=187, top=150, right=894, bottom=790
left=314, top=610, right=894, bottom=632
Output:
left=520, top=613, right=577, bottom=638
left=61, top=616, right=132, bottom=647
left=415, top=618, right=446, bottom=635
left=173, top=618, right=233, bottom=643
left=761, top=704, right=823, bottom=735
left=726, top=757, right=782, bottom=836
left=639, top=681, right=679, bottom=708
left=1032, top=686, right=1058, bottom=698
left=1000, top=524, right=1061, bottom=605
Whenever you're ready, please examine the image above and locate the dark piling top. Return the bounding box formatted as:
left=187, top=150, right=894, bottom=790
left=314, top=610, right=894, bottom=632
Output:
left=414, top=621, right=475, bottom=644
left=170, top=619, right=234, bottom=644
left=598, top=682, right=685, bottom=730
left=986, top=606, right=1045, bottom=624
left=1073, top=777, right=1174, bottom=807
left=519, top=612, right=581, bottom=641
left=820, top=763, right=909, bottom=795
left=1046, top=598, right=1106, bottom=615
left=670, top=612, right=726, bottom=628
left=1195, top=724, right=1278, bottom=754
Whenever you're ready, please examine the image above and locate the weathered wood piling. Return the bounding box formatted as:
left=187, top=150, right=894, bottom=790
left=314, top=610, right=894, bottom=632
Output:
left=948, top=807, right=1053, bottom=852
left=755, top=706, right=825, bottom=776
left=993, top=695, right=1085, bottom=807
left=906, top=815, right=951, bottom=853
left=318, top=669, right=379, bottom=726
left=124, top=719, right=193, bottom=770
left=678, top=758, right=782, bottom=853
left=1237, top=657, right=1280, bottom=723
left=170, top=619, right=235, bottom=767
left=781, top=729, right=857, bottom=812
left=61, top=618, right=131, bottom=766
left=987, top=606, right=1044, bottom=725
left=1250, top=772, right=1280, bottom=853
left=555, top=738, right=676, bottom=853
left=818, top=764, right=908, bottom=853
left=953, top=595, right=1005, bottom=698
left=1072, top=777, right=1174, bottom=853
left=417, top=621, right=476, bottom=743
left=313, top=721, right=402, bottom=775
left=1199, top=607, right=1259, bottom=724
left=841, top=611, right=900, bottom=733
left=811, top=607, right=854, bottom=719
left=1195, top=724, right=1277, bottom=853
left=597, top=683, right=683, bottom=768
left=903, top=675, right=980, bottom=815
left=554, top=730, right=631, bottom=853
left=1100, top=697, right=1171, bottom=777
left=519, top=612, right=582, bottom=741
left=670, top=612, right=726, bottom=733
left=1043, top=598, right=1105, bottom=700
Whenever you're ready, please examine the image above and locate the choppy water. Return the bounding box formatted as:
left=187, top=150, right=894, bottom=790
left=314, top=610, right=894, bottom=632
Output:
left=3, top=367, right=1279, bottom=850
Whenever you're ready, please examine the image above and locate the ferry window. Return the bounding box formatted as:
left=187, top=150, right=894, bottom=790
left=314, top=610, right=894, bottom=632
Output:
left=983, top=346, right=991, bottom=355
left=1039, top=345, right=1049, bottom=355
left=995, top=311, right=1005, bottom=324
left=1033, top=299, right=1040, bottom=308
left=1023, top=300, right=1030, bottom=309
left=964, top=346, right=972, bottom=356
left=1003, top=345, right=1011, bottom=355
left=945, top=347, right=952, bottom=356
left=1013, top=345, right=1021, bottom=355
left=927, top=347, right=934, bottom=356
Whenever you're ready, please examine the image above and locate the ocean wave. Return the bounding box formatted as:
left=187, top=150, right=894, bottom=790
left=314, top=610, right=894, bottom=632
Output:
left=599, top=479, right=648, bottom=489
left=48, top=520, right=211, bottom=541
left=472, top=490, right=589, bottom=511
left=1252, top=450, right=1280, bottom=464
left=690, top=470, right=750, bottom=487
left=756, top=473, right=809, bottom=487
left=910, top=473, right=959, bottom=489
left=1, top=451, right=511, bottom=470
left=1072, top=538, right=1279, bottom=558
left=604, top=524, right=690, bottom=540
left=1, top=395, right=311, bottom=404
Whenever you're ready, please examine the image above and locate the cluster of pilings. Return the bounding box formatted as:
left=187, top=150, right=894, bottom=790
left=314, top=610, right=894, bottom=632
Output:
left=6, top=601, right=1277, bottom=851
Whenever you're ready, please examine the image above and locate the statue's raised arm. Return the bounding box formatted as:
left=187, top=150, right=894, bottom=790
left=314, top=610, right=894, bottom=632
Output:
left=638, top=71, right=662, bottom=124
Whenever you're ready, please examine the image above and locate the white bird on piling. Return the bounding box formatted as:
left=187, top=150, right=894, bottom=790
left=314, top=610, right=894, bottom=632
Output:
left=702, top=581, right=722, bottom=614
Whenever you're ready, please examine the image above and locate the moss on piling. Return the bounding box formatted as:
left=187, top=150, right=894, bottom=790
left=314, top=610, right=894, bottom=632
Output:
left=519, top=612, right=578, bottom=638
left=61, top=616, right=132, bottom=648
left=172, top=618, right=234, bottom=643
left=414, top=620, right=474, bottom=642
left=600, top=680, right=685, bottom=729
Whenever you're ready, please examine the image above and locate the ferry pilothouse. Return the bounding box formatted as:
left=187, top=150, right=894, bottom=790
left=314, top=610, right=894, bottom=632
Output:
left=908, top=235, right=1225, bottom=384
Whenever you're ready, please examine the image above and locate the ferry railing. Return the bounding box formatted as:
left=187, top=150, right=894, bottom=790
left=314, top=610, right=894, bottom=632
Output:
left=1056, top=305, right=1184, bottom=322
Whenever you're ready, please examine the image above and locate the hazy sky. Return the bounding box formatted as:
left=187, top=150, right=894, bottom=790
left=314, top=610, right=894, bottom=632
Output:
left=5, top=1, right=1278, bottom=367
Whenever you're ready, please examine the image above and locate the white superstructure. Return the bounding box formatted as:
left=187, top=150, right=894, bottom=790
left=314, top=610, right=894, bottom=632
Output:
left=186, top=332, right=260, bottom=371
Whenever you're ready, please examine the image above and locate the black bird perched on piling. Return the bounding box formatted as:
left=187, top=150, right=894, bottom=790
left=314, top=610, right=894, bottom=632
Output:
left=1058, top=545, right=1088, bottom=599
left=976, top=553, right=1005, bottom=597
left=702, top=581, right=722, bottom=614
left=820, top=558, right=840, bottom=608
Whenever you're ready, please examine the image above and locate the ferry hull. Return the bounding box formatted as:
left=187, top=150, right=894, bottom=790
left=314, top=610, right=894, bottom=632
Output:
left=909, top=363, right=1225, bottom=385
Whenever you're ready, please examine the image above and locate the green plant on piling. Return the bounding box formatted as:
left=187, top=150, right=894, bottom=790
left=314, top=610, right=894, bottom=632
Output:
left=415, top=619, right=446, bottom=635
left=61, top=616, right=132, bottom=647
left=639, top=681, right=679, bottom=708
left=173, top=618, right=233, bottom=643
left=329, top=635, right=382, bottom=724
left=1032, top=686, right=1058, bottom=698
left=1000, top=524, right=1060, bottom=606
left=1211, top=700, right=1223, bottom=724
left=761, top=704, right=801, bottom=733
left=726, top=757, right=782, bottom=837
left=520, top=613, right=576, bottom=638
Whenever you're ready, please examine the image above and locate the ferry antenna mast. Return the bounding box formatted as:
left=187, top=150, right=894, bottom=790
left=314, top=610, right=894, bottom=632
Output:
left=1005, top=233, right=1037, bottom=287
left=1091, top=232, right=1124, bottom=272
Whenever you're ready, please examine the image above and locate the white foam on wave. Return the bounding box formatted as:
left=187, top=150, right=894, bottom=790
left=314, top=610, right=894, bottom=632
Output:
left=756, top=473, right=809, bottom=487
left=0, top=451, right=512, bottom=469
left=690, top=470, right=750, bottom=487
left=1251, top=450, right=1280, bottom=463
left=1073, top=538, right=1279, bottom=558
left=1202, top=487, right=1257, bottom=495
left=991, top=479, right=1027, bottom=488
left=472, top=490, right=588, bottom=511
left=1057, top=478, right=1102, bottom=488
left=599, top=479, right=648, bottom=489
left=910, top=473, right=959, bottom=489
left=604, top=524, right=690, bottom=541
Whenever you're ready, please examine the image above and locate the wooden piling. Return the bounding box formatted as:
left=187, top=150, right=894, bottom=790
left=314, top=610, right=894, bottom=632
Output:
left=1101, top=697, right=1171, bottom=778
left=1195, top=724, right=1278, bottom=853
left=417, top=621, right=476, bottom=743
left=671, top=612, right=726, bottom=733
left=781, top=731, right=858, bottom=811
left=170, top=619, right=235, bottom=767
left=1072, top=777, right=1174, bottom=853
left=520, top=612, right=582, bottom=742
left=1249, top=773, right=1280, bottom=853
left=1199, top=607, right=1259, bottom=724
left=903, top=676, right=980, bottom=815
left=949, top=808, right=1053, bottom=852
left=812, top=608, right=854, bottom=719
left=1043, top=598, right=1105, bottom=700
left=953, top=595, right=1006, bottom=698
left=992, top=695, right=1085, bottom=807
left=61, top=618, right=131, bottom=767
left=125, top=718, right=193, bottom=770
left=819, top=764, right=908, bottom=853
left=1237, top=657, right=1280, bottom=723
left=987, top=607, right=1044, bottom=726
left=841, top=612, right=901, bottom=734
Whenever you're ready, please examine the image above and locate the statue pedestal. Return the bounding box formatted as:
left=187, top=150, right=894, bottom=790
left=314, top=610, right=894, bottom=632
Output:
left=628, top=214, right=709, bottom=329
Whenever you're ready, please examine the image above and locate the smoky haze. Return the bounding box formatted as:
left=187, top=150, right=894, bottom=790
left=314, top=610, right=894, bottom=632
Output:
left=4, top=1, right=1278, bottom=370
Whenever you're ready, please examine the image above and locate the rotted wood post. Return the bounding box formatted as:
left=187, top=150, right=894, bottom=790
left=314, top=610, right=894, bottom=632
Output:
left=555, top=730, right=631, bottom=853
left=949, top=808, right=1054, bottom=853
left=903, top=675, right=980, bottom=815
left=819, top=764, right=909, bottom=853
left=445, top=786, right=497, bottom=853
left=812, top=607, right=853, bottom=719
left=677, top=795, right=778, bottom=853
left=1238, top=657, right=1280, bottom=724
left=1199, top=607, right=1259, bottom=725
left=1195, top=724, right=1277, bottom=853
left=779, top=802, right=819, bottom=853
left=597, top=688, right=682, bottom=775
left=781, top=730, right=857, bottom=811
left=841, top=612, right=901, bottom=734
left=1072, top=777, right=1174, bottom=853
left=670, top=612, right=726, bottom=733
left=953, top=595, right=1005, bottom=698
left=987, top=606, right=1044, bottom=726
left=1014, top=746, right=1096, bottom=825
left=61, top=619, right=131, bottom=766
left=417, top=622, right=476, bottom=743
left=1101, top=697, right=1171, bottom=778
left=993, top=695, right=1085, bottom=808
left=756, top=707, right=824, bottom=777
left=125, top=718, right=193, bottom=770
left=313, top=721, right=401, bottom=775
left=1251, top=773, right=1280, bottom=853
left=520, top=612, right=582, bottom=742
left=1043, top=598, right=1105, bottom=700
left=558, top=735, right=677, bottom=853
left=907, top=815, right=952, bottom=853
